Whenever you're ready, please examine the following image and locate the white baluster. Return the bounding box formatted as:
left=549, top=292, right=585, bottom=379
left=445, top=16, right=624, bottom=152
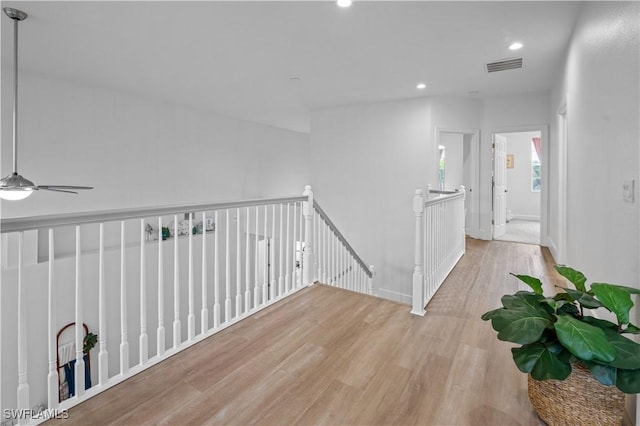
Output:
left=412, top=190, right=426, bottom=315
left=236, top=208, right=242, bottom=317
left=202, top=211, right=209, bottom=334
left=254, top=206, right=260, bottom=306
left=302, top=186, right=314, bottom=287
left=245, top=207, right=251, bottom=312
left=16, top=232, right=29, bottom=420
left=285, top=203, right=291, bottom=293
left=120, top=221, right=130, bottom=373
left=213, top=210, right=221, bottom=327
left=74, top=226, right=85, bottom=397
left=188, top=214, right=195, bottom=340
left=47, top=229, right=59, bottom=408
left=278, top=203, right=284, bottom=296
left=315, top=211, right=321, bottom=282
left=173, top=215, right=181, bottom=348
left=299, top=202, right=304, bottom=288
left=157, top=217, right=165, bottom=356
left=98, top=224, right=108, bottom=384
left=140, top=219, right=148, bottom=364
left=323, top=222, right=328, bottom=283
left=460, top=185, right=466, bottom=256
left=225, top=210, right=232, bottom=322
left=292, top=203, right=297, bottom=289
left=263, top=205, right=268, bottom=302
left=270, top=204, right=276, bottom=299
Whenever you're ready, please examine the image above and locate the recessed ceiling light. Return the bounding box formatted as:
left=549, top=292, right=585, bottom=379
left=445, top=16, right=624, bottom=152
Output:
left=337, top=0, right=352, bottom=7
left=416, top=83, right=427, bottom=90
left=509, top=42, right=523, bottom=50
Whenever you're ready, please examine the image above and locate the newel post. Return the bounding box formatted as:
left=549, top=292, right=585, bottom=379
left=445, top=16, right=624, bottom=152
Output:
left=302, top=185, right=315, bottom=286
left=411, top=189, right=426, bottom=316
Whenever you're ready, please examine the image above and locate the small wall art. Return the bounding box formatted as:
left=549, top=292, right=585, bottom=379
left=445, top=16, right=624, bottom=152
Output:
left=506, top=154, right=514, bottom=169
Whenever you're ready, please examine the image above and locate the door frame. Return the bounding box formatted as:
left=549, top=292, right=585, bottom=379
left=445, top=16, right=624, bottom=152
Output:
left=555, top=100, right=568, bottom=263
left=435, top=127, right=480, bottom=239
left=488, top=125, right=549, bottom=246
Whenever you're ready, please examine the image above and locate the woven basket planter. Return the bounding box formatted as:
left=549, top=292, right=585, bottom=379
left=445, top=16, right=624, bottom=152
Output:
left=528, top=363, right=625, bottom=426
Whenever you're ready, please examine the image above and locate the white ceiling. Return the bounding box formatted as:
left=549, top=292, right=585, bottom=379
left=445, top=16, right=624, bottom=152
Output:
left=1, top=1, right=582, bottom=133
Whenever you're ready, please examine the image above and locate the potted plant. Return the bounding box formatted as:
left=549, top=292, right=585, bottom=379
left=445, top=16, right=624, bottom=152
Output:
left=482, top=265, right=640, bottom=424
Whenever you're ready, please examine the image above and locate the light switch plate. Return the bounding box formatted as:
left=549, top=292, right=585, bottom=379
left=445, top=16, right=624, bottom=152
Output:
left=623, top=180, right=635, bottom=203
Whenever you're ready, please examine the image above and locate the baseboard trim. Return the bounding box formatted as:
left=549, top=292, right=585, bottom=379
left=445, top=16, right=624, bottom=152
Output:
left=375, top=288, right=411, bottom=305
left=547, top=238, right=559, bottom=263
left=477, top=228, right=492, bottom=240
left=511, top=215, right=541, bottom=222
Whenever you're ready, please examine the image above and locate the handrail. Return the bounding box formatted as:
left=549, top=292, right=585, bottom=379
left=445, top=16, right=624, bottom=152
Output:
left=424, top=190, right=464, bottom=207
left=313, top=200, right=372, bottom=278
left=428, top=188, right=460, bottom=195
left=0, top=196, right=306, bottom=233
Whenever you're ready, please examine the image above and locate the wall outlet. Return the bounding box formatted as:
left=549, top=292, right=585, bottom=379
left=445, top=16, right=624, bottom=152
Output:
left=623, top=180, right=635, bottom=203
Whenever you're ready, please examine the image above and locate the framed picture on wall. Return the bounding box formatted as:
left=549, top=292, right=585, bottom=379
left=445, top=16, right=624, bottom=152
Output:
left=506, top=154, right=514, bottom=169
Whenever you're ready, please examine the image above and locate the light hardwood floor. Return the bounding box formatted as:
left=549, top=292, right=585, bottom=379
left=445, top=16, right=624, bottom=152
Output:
left=51, top=239, right=564, bottom=425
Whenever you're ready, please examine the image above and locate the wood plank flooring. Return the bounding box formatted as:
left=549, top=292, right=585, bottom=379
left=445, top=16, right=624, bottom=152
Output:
left=50, top=239, right=565, bottom=425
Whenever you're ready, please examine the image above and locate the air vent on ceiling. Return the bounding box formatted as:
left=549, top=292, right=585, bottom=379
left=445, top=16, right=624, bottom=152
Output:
left=486, top=58, right=523, bottom=73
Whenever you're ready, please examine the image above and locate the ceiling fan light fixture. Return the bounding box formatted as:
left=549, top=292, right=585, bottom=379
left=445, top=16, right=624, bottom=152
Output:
left=0, top=173, right=34, bottom=200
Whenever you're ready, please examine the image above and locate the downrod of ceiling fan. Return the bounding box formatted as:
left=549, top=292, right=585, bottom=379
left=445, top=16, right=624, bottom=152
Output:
left=3, top=8, right=27, bottom=175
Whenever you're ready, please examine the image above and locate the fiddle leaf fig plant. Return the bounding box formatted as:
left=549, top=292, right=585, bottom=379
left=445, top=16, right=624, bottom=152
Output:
left=481, top=265, right=640, bottom=393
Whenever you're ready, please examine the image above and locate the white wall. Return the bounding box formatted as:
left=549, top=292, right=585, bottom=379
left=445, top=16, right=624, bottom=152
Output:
left=499, top=131, right=541, bottom=220
left=549, top=1, right=639, bottom=288
left=310, top=98, right=432, bottom=303
left=0, top=72, right=310, bottom=219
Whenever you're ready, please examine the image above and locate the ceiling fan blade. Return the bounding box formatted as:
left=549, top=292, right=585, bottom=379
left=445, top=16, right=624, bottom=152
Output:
left=37, top=185, right=93, bottom=190
left=38, top=187, right=79, bottom=194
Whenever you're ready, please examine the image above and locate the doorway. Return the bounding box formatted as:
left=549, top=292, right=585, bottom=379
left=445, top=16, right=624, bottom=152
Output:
left=435, top=128, right=480, bottom=238
left=492, top=130, right=543, bottom=245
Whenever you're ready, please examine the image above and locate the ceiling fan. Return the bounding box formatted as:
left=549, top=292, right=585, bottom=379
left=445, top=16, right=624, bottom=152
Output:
left=0, top=7, right=93, bottom=201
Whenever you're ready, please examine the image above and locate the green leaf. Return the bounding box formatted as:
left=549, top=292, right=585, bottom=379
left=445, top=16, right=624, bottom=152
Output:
left=600, top=328, right=640, bottom=369
left=510, top=273, right=543, bottom=295
left=554, top=315, right=616, bottom=363
left=616, top=368, right=640, bottom=393
left=591, top=283, right=634, bottom=325
left=497, top=316, right=552, bottom=345
left=562, top=288, right=603, bottom=309
left=605, top=283, right=640, bottom=295
left=481, top=308, right=513, bottom=332
left=582, top=316, right=619, bottom=331
left=583, top=361, right=617, bottom=386
left=501, top=293, right=551, bottom=315
left=481, top=308, right=502, bottom=321
left=555, top=265, right=587, bottom=292
left=553, top=293, right=574, bottom=302
left=557, top=303, right=580, bottom=316
left=512, top=343, right=571, bottom=380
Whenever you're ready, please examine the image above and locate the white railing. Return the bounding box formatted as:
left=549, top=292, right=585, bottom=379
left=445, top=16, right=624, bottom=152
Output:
left=0, top=185, right=372, bottom=425
left=312, top=200, right=373, bottom=295
left=411, top=185, right=466, bottom=316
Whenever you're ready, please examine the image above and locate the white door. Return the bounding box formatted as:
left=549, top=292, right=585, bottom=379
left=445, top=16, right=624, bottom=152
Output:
left=493, top=134, right=508, bottom=238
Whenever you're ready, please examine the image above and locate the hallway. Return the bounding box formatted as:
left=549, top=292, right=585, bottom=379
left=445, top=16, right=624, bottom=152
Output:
left=51, top=239, right=561, bottom=425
